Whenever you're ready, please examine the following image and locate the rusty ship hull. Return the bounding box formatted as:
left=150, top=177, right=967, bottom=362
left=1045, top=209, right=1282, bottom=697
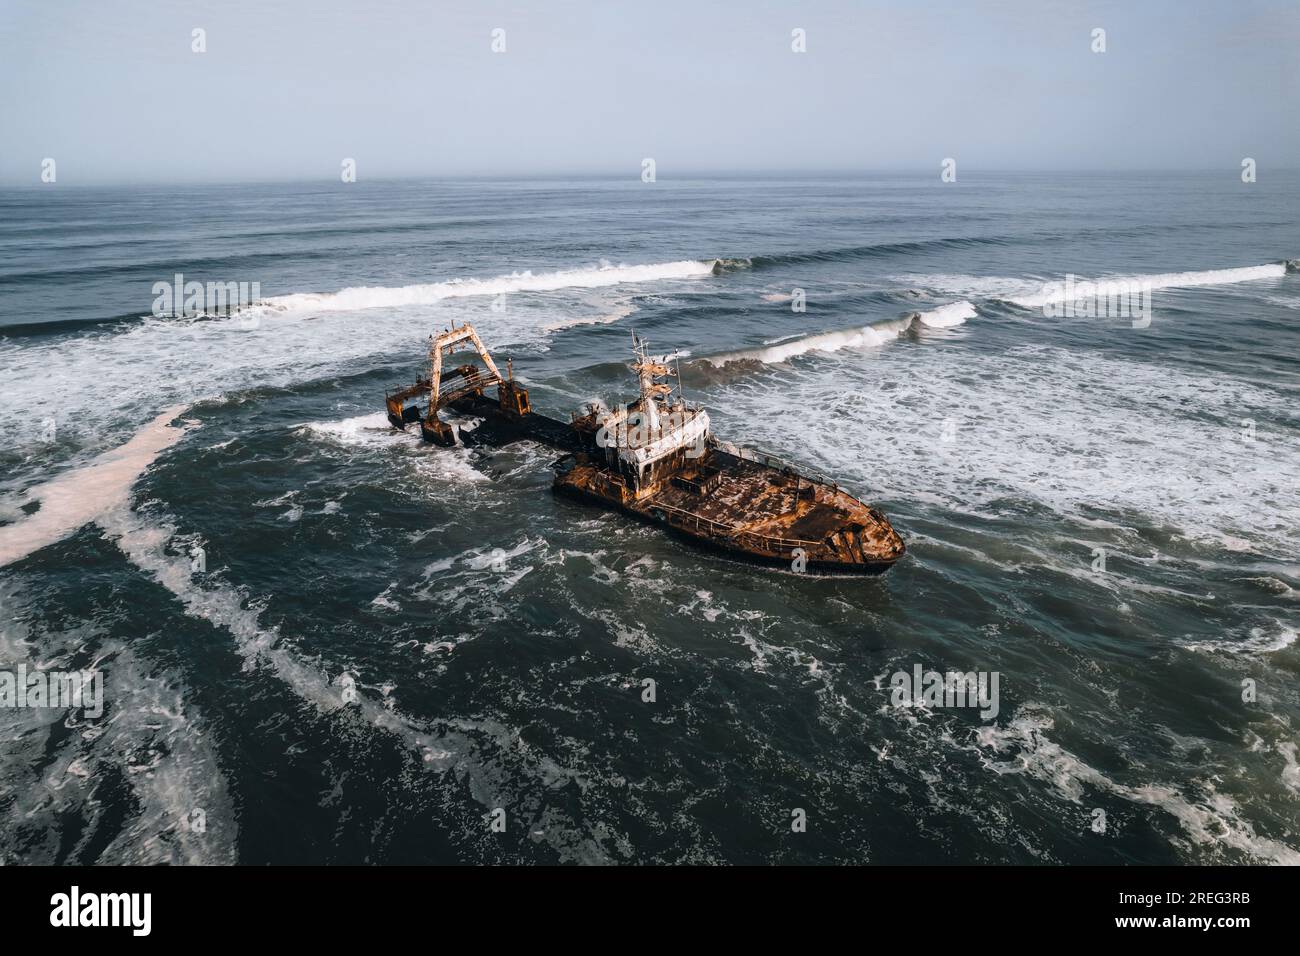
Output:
left=385, top=323, right=905, bottom=575
left=553, top=448, right=903, bottom=574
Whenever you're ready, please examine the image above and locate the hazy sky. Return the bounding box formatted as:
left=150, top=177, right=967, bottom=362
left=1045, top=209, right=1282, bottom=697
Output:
left=2, top=0, right=1297, bottom=183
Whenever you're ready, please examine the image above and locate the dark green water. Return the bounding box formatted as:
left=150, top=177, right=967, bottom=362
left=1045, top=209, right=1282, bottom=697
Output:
left=1, top=173, right=1298, bottom=863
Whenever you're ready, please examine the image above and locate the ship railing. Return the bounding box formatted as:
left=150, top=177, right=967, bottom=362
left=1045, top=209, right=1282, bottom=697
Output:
left=435, top=369, right=501, bottom=411
left=705, top=438, right=840, bottom=492
left=649, top=502, right=821, bottom=555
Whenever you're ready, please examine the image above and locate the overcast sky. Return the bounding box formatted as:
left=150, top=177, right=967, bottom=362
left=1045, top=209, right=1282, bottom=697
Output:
left=2, top=0, right=1297, bottom=183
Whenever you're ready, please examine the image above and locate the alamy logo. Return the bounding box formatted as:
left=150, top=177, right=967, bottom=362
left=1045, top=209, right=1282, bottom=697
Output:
left=1039, top=274, right=1153, bottom=328
left=890, top=664, right=1000, bottom=720
left=0, top=665, right=102, bottom=718
left=50, top=886, right=151, bottom=936
left=152, top=272, right=261, bottom=317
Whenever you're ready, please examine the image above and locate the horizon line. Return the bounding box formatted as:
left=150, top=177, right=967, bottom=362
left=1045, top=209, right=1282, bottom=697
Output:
left=4, top=167, right=1298, bottom=189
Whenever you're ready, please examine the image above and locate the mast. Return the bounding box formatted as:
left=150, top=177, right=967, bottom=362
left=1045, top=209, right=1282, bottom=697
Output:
left=629, top=330, right=669, bottom=432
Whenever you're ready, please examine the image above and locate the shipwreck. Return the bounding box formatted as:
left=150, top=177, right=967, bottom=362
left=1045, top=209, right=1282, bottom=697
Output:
left=384, top=322, right=905, bottom=574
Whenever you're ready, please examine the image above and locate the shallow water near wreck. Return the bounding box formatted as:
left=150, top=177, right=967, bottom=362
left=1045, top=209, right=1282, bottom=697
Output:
left=1, top=173, right=1298, bottom=864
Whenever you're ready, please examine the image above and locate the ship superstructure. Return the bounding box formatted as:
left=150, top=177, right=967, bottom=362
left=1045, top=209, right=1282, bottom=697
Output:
left=582, top=333, right=711, bottom=497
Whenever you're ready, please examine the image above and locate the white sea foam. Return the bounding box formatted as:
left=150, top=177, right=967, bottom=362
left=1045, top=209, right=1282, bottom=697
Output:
left=893, top=262, right=1289, bottom=307
left=1178, top=625, right=1298, bottom=657
left=253, top=260, right=715, bottom=316
left=712, top=343, right=1298, bottom=559
left=90, top=650, right=240, bottom=865
left=0, top=405, right=192, bottom=568
left=543, top=299, right=638, bottom=332
left=739, top=321, right=902, bottom=362
left=974, top=706, right=1300, bottom=865
left=0, top=604, right=237, bottom=864
left=301, top=411, right=489, bottom=484
left=1280, top=743, right=1300, bottom=794
left=1003, top=263, right=1287, bottom=308
left=0, top=260, right=715, bottom=457
left=417, top=537, right=542, bottom=617
left=893, top=272, right=1046, bottom=300
left=701, top=303, right=973, bottom=367
left=911, top=300, right=976, bottom=328
left=300, top=411, right=403, bottom=448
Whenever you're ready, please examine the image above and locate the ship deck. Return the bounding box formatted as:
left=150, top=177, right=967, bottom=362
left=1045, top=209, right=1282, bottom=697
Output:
left=649, top=452, right=861, bottom=543
left=554, top=449, right=904, bottom=569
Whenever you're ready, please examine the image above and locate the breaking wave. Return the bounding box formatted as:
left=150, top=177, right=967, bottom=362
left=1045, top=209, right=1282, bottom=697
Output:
left=1002, top=263, right=1287, bottom=308
left=713, top=237, right=1013, bottom=272
left=252, top=259, right=717, bottom=315
left=909, top=300, right=976, bottom=328
left=697, top=302, right=974, bottom=368
left=0, top=258, right=721, bottom=455
left=543, top=299, right=638, bottom=332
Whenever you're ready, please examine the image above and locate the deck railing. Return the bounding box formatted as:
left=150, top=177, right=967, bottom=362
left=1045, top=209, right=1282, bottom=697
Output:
left=648, top=501, right=821, bottom=555
left=706, top=438, right=840, bottom=492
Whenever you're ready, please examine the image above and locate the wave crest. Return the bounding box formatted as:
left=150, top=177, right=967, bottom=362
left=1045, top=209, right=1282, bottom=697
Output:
left=252, top=259, right=717, bottom=315
left=697, top=302, right=975, bottom=369
left=1004, top=264, right=1286, bottom=308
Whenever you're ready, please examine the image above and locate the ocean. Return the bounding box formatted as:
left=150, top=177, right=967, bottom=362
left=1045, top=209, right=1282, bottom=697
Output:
left=0, top=172, right=1297, bottom=864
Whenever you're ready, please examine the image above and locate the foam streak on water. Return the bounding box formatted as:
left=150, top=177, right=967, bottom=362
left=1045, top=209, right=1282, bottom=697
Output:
left=0, top=405, right=191, bottom=567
